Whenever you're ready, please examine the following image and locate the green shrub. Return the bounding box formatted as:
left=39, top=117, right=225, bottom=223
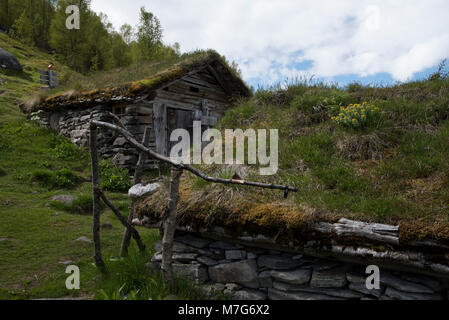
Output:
left=32, top=168, right=80, bottom=189
left=55, top=168, right=79, bottom=189
left=51, top=137, right=85, bottom=161
left=50, top=195, right=95, bottom=215
left=99, top=160, right=131, bottom=192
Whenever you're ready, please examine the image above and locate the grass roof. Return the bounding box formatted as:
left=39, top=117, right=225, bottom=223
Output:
left=22, top=50, right=251, bottom=113
left=137, top=77, right=449, bottom=246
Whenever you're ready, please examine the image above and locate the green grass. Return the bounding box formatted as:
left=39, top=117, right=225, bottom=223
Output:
left=0, top=33, right=202, bottom=300
left=217, top=76, right=449, bottom=229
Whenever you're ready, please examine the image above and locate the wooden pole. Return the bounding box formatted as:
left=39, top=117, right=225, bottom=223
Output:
left=89, top=123, right=105, bottom=269
left=161, top=166, right=183, bottom=285
left=120, top=127, right=151, bottom=256
left=97, top=188, right=146, bottom=252
left=90, top=120, right=298, bottom=194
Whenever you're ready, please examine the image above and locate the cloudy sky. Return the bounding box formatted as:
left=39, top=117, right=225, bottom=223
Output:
left=91, top=0, right=449, bottom=88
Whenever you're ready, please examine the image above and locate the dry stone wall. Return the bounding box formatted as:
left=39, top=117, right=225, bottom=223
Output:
left=35, top=104, right=156, bottom=169
left=148, top=231, right=449, bottom=300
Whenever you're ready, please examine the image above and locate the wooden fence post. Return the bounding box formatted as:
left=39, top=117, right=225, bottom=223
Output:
left=89, top=123, right=105, bottom=269
left=161, top=166, right=183, bottom=285
left=120, top=127, right=151, bottom=257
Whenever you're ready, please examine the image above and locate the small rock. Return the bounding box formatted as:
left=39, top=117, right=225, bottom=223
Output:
left=209, top=260, right=259, bottom=288
left=258, top=255, right=303, bottom=270
left=271, top=269, right=312, bottom=285
left=152, top=253, right=198, bottom=263
left=225, top=283, right=241, bottom=291
left=310, top=269, right=347, bottom=288
left=155, top=241, right=198, bottom=253
left=348, top=283, right=383, bottom=298
left=128, top=183, right=161, bottom=199
left=399, top=274, right=442, bottom=292
left=101, top=222, right=113, bottom=230
left=381, top=272, right=435, bottom=294
left=177, top=234, right=210, bottom=249
left=272, top=282, right=363, bottom=299
left=258, top=271, right=273, bottom=288
left=75, top=236, right=92, bottom=243
left=210, top=241, right=241, bottom=250
left=51, top=195, right=78, bottom=206
left=247, top=252, right=258, bottom=259
left=384, top=287, right=442, bottom=300
left=197, top=256, right=218, bottom=266
left=172, top=263, right=209, bottom=284
left=268, top=288, right=340, bottom=300
left=203, top=283, right=225, bottom=297
left=225, top=250, right=246, bottom=260
left=233, top=289, right=267, bottom=301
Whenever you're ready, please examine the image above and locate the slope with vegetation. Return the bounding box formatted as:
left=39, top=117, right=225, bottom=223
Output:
left=139, top=70, right=449, bottom=245
left=0, top=33, right=204, bottom=300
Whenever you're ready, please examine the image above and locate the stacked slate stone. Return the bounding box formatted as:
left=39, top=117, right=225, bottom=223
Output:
left=148, top=232, right=448, bottom=300
left=35, top=105, right=156, bottom=169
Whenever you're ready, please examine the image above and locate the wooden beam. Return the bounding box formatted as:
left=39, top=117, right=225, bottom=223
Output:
left=207, top=64, right=233, bottom=95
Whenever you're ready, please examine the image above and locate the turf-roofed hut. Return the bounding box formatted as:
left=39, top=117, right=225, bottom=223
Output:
left=22, top=51, right=251, bottom=168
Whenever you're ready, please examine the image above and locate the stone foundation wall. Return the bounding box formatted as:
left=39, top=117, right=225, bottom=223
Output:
left=148, top=232, right=449, bottom=300
left=35, top=104, right=156, bottom=169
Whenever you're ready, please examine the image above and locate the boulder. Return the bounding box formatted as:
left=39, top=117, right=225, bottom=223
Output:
left=0, top=47, right=22, bottom=71
left=209, top=260, right=258, bottom=288
left=128, top=183, right=160, bottom=199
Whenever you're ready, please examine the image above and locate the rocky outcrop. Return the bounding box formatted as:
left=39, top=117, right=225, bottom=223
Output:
left=0, top=47, right=22, bottom=71
left=148, top=232, right=449, bottom=300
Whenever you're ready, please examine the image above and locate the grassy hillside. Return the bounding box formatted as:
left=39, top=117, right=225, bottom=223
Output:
left=140, top=75, right=449, bottom=244
left=0, top=33, right=204, bottom=300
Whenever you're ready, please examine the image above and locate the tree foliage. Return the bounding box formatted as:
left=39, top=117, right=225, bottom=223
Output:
left=0, top=2, right=242, bottom=77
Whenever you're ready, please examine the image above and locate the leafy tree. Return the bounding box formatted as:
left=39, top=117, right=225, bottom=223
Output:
left=136, top=6, right=163, bottom=61
left=9, top=11, right=34, bottom=46
left=50, top=0, right=91, bottom=70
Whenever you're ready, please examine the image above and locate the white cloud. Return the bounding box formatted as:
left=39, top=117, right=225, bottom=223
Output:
left=91, top=0, right=449, bottom=84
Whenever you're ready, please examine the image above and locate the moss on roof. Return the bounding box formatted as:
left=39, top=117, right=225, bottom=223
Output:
left=23, top=50, right=251, bottom=113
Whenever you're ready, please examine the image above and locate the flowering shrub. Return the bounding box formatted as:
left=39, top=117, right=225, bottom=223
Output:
left=331, top=102, right=385, bottom=129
